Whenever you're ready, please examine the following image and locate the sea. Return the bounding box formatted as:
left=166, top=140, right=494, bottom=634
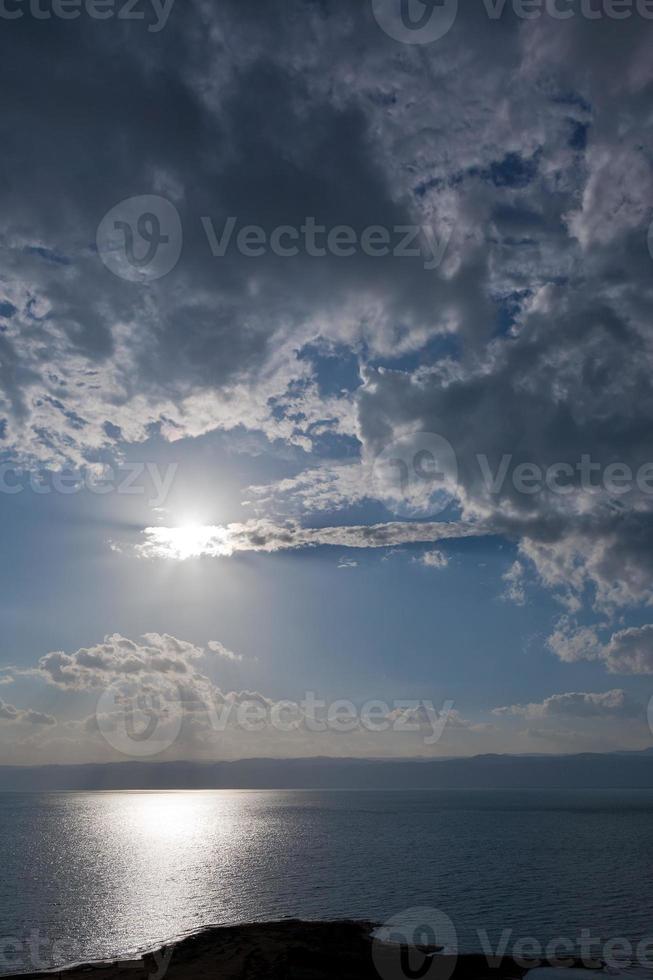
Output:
left=1, top=788, right=652, bottom=976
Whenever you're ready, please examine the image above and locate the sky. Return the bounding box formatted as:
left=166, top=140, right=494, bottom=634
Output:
left=1, top=0, right=653, bottom=765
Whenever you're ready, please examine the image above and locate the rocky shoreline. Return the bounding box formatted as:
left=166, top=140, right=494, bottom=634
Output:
left=17, top=920, right=605, bottom=980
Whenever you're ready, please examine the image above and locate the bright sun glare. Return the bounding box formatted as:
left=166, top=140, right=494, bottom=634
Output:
left=140, top=522, right=230, bottom=560
left=165, top=523, right=212, bottom=560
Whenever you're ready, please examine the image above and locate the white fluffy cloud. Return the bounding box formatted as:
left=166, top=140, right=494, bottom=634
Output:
left=207, top=641, right=244, bottom=663
left=417, top=550, right=450, bottom=569
left=605, top=625, right=653, bottom=674
left=501, top=560, right=526, bottom=605
left=547, top=620, right=653, bottom=674
left=0, top=699, right=55, bottom=727
left=493, top=689, right=641, bottom=720
left=35, top=633, right=208, bottom=691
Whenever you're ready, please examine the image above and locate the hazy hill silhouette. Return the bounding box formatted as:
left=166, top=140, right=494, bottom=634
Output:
left=1, top=750, right=653, bottom=791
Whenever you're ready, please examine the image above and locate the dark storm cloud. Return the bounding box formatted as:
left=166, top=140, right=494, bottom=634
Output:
left=0, top=0, right=496, bottom=466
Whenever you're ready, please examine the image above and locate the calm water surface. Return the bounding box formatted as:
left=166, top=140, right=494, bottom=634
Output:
left=1, top=789, right=652, bottom=974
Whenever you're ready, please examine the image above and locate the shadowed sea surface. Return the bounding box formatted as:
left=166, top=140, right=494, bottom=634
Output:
left=1, top=789, right=653, bottom=975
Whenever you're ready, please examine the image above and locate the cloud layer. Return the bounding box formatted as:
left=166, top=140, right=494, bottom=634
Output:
left=1, top=0, right=653, bottom=739
left=1, top=631, right=651, bottom=765
left=135, top=519, right=488, bottom=559
left=548, top=620, right=653, bottom=674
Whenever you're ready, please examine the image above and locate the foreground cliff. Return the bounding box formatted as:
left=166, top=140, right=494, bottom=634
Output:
left=18, top=919, right=604, bottom=980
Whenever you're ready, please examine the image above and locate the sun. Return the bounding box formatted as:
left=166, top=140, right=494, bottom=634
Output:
left=141, top=518, right=231, bottom=560
left=165, top=523, right=212, bottom=560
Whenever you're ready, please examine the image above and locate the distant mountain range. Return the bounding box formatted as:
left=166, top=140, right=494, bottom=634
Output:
left=1, top=750, right=653, bottom=791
